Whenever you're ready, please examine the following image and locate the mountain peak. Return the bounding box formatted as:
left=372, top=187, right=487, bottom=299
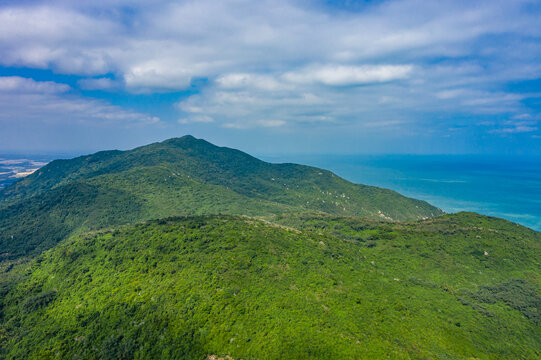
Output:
left=0, top=137, right=444, bottom=259
left=165, top=134, right=197, bottom=143
left=160, top=135, right=220, bottom=151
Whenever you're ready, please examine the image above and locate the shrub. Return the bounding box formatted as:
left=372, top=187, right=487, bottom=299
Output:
left=472, top=279, right=541, bottom=322
left=21, top=290, right=57, bottom=312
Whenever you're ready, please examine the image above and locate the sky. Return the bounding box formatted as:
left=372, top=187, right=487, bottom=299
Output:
left=1, top=0, right=541, bottom=156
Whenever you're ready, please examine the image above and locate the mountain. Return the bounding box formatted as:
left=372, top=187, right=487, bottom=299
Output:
left=1, top=213, right=539, bottom=359
left=0, top=136, right=539, bottom=359
left=0, top=135, right=442, bottom=259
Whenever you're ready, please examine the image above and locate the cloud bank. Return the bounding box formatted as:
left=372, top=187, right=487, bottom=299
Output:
left=0, top=76, right=159, bottom=126
left=0, top=0, right=540, bottom=152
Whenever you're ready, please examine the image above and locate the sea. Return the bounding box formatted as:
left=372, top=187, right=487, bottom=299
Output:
left=260, top=154, right=541, bottom=232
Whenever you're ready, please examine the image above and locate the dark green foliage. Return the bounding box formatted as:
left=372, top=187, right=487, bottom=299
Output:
left=100, top=335, right=137, bottom=360
left=21, top=290, right=56, bottom=312
left=470, top=279, right=541, bottom=322
left=0, top=214, right=539, bottom=359
left=0, top=136, right=442, bottom=260
left=0, top=181, right=144, bottom=259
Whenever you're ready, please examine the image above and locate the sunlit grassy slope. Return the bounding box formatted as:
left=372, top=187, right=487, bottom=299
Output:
left=1, top=213, right=539, bottom=359
left=0, top=135, right=442, bottom=259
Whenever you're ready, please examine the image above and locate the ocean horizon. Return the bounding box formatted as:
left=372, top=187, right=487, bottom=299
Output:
left=261, top=154, right=541, bottom=232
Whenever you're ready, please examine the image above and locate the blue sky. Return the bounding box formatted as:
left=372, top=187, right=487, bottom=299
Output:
left=1, top=0, right=540, bottom=155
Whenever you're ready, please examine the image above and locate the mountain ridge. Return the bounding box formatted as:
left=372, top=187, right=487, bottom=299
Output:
left=0, top=136, right=440, bottom=215
left=0, top=135, right=443, bottom=259
left=1, top=212, right=539, bottom=359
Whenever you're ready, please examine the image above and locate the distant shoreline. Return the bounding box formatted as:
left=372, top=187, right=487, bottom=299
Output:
left=0, top=157, right=50, bottom=189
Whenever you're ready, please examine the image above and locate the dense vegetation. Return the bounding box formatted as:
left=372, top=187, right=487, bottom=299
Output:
left=0, top=213, right=539, bottom=359
left=0, top=136, right=442, bottom=259
left=0, top=136, right=538, bottom=358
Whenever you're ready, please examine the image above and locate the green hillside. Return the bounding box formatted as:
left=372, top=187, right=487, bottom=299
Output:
left=1, top=213, right=539, bottom=359
left=0, top=136, right=442, bottom=259
left=1, top=136, right=537, bottom=358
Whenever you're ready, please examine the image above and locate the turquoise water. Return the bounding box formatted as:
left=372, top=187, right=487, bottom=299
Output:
left=261, top=154, right=541, bottom=232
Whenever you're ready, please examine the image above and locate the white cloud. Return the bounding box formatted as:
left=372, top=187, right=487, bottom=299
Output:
left=123, top=59, right=195, bottom=91
left=223, top=119, right=286, bottom=129
left=283, top=65, right=413, bottom=86
left=216, top=73, right=286, bottom=91
left=0, top=0, right=540, bottom=143
left=435, top=89, right=466, bottom=100
left=1, top=0, right=539, bottom=90
left=0, top=76, right=70, bottom=93
left=0, top=6, right=119, bottom=74
left=491, top=126, right=538, bottom=134
left=178, top=115, right=214, bottom=124
left=258, top=119, right=286, bottom=127
left=0, top=77, right=159, bottom=126
left=432, top=88, right=532, bottom=115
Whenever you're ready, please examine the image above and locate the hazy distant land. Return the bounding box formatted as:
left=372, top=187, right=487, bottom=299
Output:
left=0, top=158, right=49, bottom=189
